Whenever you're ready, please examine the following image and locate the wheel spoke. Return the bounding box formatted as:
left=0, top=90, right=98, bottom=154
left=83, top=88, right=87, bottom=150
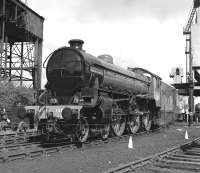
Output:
left=143, top=114, right=152, bottom=131
left=128, top=115, right=140, bottom=134
left=75, top=118, right=89, bottom=142
left=112, top=116, right=126, bottom=136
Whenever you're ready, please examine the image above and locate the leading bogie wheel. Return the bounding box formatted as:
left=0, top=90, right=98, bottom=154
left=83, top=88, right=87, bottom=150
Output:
left=75, top=117, right=89, bottom=143
left=128, top=115, right=140, bottom=134
left=112, top=115, right=126, bottom=136
left=142, top=114, right=152, bottom=131
left=17, top=121, right=28, bottom=132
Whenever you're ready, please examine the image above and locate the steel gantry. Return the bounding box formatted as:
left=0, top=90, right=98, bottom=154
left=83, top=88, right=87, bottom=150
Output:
left=174, top=0, right=200, bottom=113
left=0, top=0, right=44, bottom=89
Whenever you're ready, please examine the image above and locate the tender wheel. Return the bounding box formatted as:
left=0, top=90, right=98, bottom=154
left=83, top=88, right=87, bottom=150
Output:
left=128, top=115, right=140, bottom=134
left=142, top=113, right=152, bottom=131
left=101, top=124, right=110, bottom=140
left=112, top=115, right=126, bottom=136
left=75, top=118, right=89, bottom=143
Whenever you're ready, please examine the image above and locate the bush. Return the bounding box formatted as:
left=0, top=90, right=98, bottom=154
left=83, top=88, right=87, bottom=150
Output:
left=0, top=81, right=36, bottom=122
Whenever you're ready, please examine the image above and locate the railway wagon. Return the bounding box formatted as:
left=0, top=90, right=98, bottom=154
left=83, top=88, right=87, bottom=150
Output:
left=25, top=39, right=177, bottom=142
left=159, top=82, right=178, bottom=125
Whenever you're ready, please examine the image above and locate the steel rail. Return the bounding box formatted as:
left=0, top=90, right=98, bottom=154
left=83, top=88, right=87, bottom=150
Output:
left=0, top=126, right=163, bottom=163
left=0, top=130, right=40, bottom=145
left=103, top=137, right=200, bottom=173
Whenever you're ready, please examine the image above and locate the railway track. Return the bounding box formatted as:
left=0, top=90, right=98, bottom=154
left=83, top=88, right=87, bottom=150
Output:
left=104, top=137, right=200, bottom=173
left=0, top=122, right=195, bottom=147
left=0, top=126, right=162, bottom=164
left=0, top=130, right=39, bottom=145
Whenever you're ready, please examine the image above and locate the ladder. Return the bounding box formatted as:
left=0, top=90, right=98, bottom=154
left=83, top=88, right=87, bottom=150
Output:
left=183, top=7, right=197, bottom=34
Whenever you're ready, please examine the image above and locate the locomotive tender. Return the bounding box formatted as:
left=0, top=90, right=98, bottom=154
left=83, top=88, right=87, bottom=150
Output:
left=25, top=39, right=177, bottom=142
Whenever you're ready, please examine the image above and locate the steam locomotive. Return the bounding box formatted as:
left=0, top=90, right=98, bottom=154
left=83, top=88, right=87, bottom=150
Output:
left=25, top=39, right=178, bottom=142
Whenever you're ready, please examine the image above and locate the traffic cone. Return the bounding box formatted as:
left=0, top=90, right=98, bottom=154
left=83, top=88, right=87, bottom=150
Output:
left=185, top=130, right=189, bottom=139
left=128, top=136, right=133, bottom=149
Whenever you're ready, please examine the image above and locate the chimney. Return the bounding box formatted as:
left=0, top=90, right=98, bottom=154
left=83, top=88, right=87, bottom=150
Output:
left=68, top=39, right=84, bottom=50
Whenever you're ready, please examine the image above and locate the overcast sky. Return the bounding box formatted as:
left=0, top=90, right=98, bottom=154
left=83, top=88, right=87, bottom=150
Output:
left=26, top=0, right=192, bottom=86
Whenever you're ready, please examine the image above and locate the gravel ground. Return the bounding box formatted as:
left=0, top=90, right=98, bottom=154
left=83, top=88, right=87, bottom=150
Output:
left=0, top=123, right=200, bottom=173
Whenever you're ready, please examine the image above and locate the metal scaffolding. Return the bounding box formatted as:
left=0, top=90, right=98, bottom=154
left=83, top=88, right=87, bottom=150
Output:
left=173, top=0, right=200, bottom=113
left=0, top=0, right=44, bottom=89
